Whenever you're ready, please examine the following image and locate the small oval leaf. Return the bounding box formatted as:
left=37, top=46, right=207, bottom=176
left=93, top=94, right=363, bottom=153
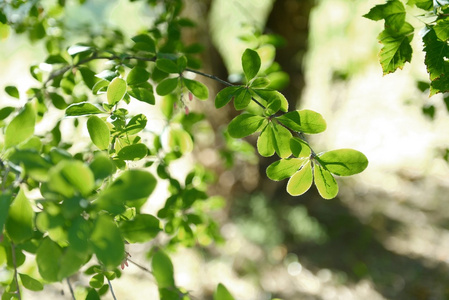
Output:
left=87, top=116, right=110, bottom=150
left=276, top=109, right=327, bottom=134
left=4, top=102, right=35, bottom=149
left=286, top=160, right=313, bottom=196
left=242, top=48, right=261, bottom=81
left=266, top=157, right=306, bottom=181
left=317, top=149, right=368, bottom=176
left=127, top=66, right=150, bottom=86
left=65, top=102, right=104, bottom=116
left=107, top=77, right=127, bottom=105
left=228, top=113, right=267, bottom=138
left=156, top=77, right=179, bottom=96
left=314, top=164, right=339, bottom=199
left=215, top=86, right=241, bottom=108
left=183, top=78, right=209, bottom=100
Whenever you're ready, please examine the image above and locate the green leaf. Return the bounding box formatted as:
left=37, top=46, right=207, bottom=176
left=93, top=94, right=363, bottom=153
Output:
left=314, top=164, right=339, bottom=199
left=242, top=48, right=261, bottom=81
left=66, top=102, right=104, bottom=116
left=408, top=0, right=433, bottom=10
left=215, top=86, right=241, bottom=108
left=377, top=22, right=414, bottom=75
left=257, top=124, right=274, bottom=157
left=276, top=109, right=327, bottom=134
left=127, top=66, right=151, bottom=86
left=286, top=160, right=313, bottom=196
left=266, top=157, right=306, bottom=181
left=92, top=80, right=110, bottom=95
left=120, top=214, right=161, bottom=243
left=363, top=0, right=406, bottom=31
left=214, top=283, right=235, bottom=300
left=168, top=128, right=193, bottom=154
left=47, top=160, right=95, bottom=197
left=0, top=106, right=15, bottom=120
left=128, top=86, right=155, bottom=105
left=90, top=215, right=124, bottom=269
left=19, top=273, right=43, bottom=291
left=234, top=87, right=252, bottom=110
left=132, top=34, right=156, bottom=53
left=45, top=54, right=68, bottom=64
left=152, top=251, right=175, bottom=289
left=125, top=114, right=147, bottom=135
left=36, top=237, right=63, bottom=282
left=5, top=86, right=19, bottom=99
left=87, top=116, right=110, bottom=150
left=5, top=187, right=34, bottom=244
left=156, top=58, right=179, bottom=73
left=49, top=92, right=68, bottom=110
left=253, top=89, right=288, bottom=112
left=317, top=149, right=369, bottom=176
left=79, top=67, right=99, bottom=90
left=89, top=274, right=104, bottom=289
left=156, top=77, right=179, bottom=96
left=68, top=216, right=93, bottom=253
left=265, top=98, right=281, bottom=115
left=228, top=113, right=267, bottom=138
left=290, top=137, right=311, bottom=158
left=434, top=19, right=449, bottom=41
left=250, top=77, right=270, bottom=89
left=107, top=77, right=127, bottom=105
left=117, top=143, right=148, bottom=161
left=0, top=192, right=11, bottom=233
left=97, top=170, right=157, bottom=214
left=272, top=123, right=292, bottom=158
left=183, top=78, right=209, bottom=100
left=9, top=150, right=52, bottom=182
left=4, top=102, right=35, bottom=149
left=422, top=28, right=449, bottom=94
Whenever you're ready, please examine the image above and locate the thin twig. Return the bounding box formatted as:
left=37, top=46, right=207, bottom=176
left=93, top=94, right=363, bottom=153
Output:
left=106, top=277, right=117, bottom=300
left=11, top=242, right=22, bottom=300
left=66, top=278, right=76, bottom=300
left=127, top=258, right=152, bottom=274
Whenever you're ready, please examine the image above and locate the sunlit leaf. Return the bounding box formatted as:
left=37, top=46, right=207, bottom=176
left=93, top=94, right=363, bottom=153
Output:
left=377, top=22, right=414, bottom=75
left=36, top=237, right=62, bottom=282
left=19, top=273, right=43, bottom=291
left=228, top=113, right=267, bottom=138
left=5, top=86, right=19, bottom=99
left=317, top=149, right=369, bottom=176
left=215, top=86, right=241, bottom=108
left=290, top=137, right=311, bottom=158
left=363, top=0, right=406, bottom=31
left=183, top=78, right=209, bottom=100
left=156, top=58, right=179, bottom=73
left=167, top=128, right=193, bottom=153
left=156, top=77, right=179, bottom=96
left=124, top=114, right=147, bottom=135
left=120, top=214, right=161, bottom=243
left=127, top=66, right=150, bottom=86
left=286, top=160, right=313, bottom=196
left=253, top=89, right=288, bottom=112
left=266, top=157, right=306, bottom=181
left=87, top=116, right=110, bottom=150
left=117, top=143, right=148, bottom=161
left=214, top=283, right=235, bottom=300
left=47, top=160, right=95, bottom=197
left=49, top=92, right=68, bottom=110
left=257, top=123, right=274, bottom=157
left=90, top=215, right=124, bottom=269
left=128, top=86, right=155, bottom=105
left=242, top=48, right=261, bottom=81
left=5, top=187, right=34, bottom=243
left=314, top=164, right=338, bottom=199
left=272, top=123, right=292, bottom=158
left=66, top=102, right=104, bottom=116
left=276, top=110, right=326, bottom=134
left=4, top=102, right=35, bottom=149
left=152, top=251, right=175, bottom=289
left=233, top=87, right=252, bottom=110
left=0, top=106, right=15, bottom=120
left=107, top=77, right=127, bottom=105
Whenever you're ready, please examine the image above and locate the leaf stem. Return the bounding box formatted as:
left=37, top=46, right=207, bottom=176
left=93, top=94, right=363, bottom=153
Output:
left=106, top=277, right=117, bottom=300
left=66, top=278, right=76, bottom=300
left=11, top=242, right=22, bottom=300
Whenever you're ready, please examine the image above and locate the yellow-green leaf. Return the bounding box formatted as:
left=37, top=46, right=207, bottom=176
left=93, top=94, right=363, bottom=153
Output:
left=286, top=160, right=313, bottom=196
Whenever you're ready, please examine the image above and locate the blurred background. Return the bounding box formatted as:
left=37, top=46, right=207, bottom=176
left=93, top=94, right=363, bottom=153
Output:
left=2, top=0, right=449, bottom=299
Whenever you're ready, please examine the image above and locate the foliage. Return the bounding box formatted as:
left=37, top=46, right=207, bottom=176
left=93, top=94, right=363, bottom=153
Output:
left=365, top=0, right=449, bottom=96
left=0, top=0, right=367, bottom=299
